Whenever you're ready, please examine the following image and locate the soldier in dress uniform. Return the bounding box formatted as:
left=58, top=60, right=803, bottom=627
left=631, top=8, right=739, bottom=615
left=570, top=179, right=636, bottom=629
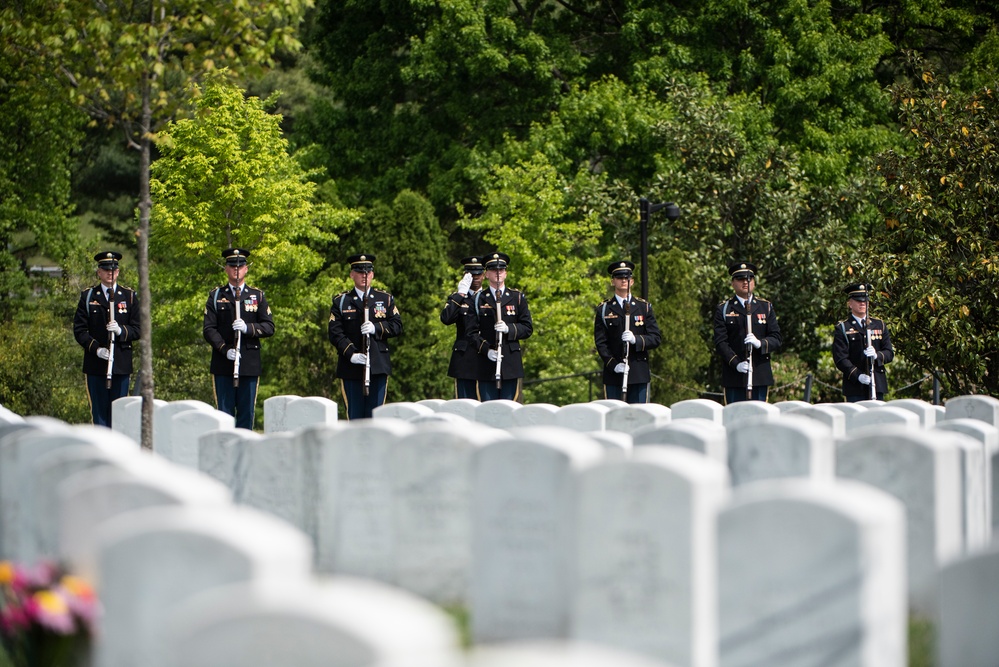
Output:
left=594, top=260, right=662, bottom=403
left=467, top=252, right=533, bottom=401
left=203, top=248, right=275, bottom=429
left=832, top=282, right=894, bottom=402
left=328, top=253, right=403, bottom=419
left=712, top=261, right=783, bottom=404
left=440, top=256, right=486, bottom=399
left=74, top=251, right=140, bottom=427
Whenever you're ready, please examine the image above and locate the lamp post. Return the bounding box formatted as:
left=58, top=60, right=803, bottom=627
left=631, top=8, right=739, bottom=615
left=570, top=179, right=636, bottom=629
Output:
left=639, top=197, right=681, bottom=300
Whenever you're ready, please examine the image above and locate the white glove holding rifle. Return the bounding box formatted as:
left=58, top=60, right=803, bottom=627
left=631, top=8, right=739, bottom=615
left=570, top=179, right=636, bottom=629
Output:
left=736, top=361, right=751, bottom=374
left=614, top=362, right=627, bottom=374
left=106, top=320, right=121, bottom=335
left=232, top=318, right=247, bottom=333
left=621, top=330, right=636, bottom=344
left=457, top=273, right=473, bottom=296
left=350, top=353, right=368, bottom=365
left=858, top=374, right=872, bottom=385
left=864, top=345, right=877, bottom=358
left=744, top=333, right=761, bottom=349
left=97, top=348, right=110, bottom=360
left=494, top=320, right=509, bottom=333
left=360, top=321, right=376, bottom=335
left=487, top=349, right=499, bottom=362
left=226, top=348, right=238, bottom=361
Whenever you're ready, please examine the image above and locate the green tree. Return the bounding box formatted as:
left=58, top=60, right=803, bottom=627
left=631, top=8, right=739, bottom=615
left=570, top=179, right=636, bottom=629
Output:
left=2, top=0, right=312, bottom=446
left=336, top=190, right=452, bottom=403
left=0, top=39, right=83, bottom=320
left=871, top=64, right=999, bottom=395
left=151, top=76, right=357, bottom=424
left=460, top=153, right=607, bottom=405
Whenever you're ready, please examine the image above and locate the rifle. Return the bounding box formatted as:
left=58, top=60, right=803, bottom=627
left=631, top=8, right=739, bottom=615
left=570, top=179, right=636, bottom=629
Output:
left=106, top=288, right=115, bottom=389
left=745, top=292, right=754, bottom=400
left=494, top=290, right=504, bottom=389
left=233, top=287, right=242, bottom=388
left=622, top=287, right=631, bottom=401
left=865, top=308, right=876, bottom=400
left=363, top=287, right=371, bottom=397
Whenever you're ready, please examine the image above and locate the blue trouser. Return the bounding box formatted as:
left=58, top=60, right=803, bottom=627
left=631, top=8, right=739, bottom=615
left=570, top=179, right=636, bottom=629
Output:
left=478, top=378, right=521, bottom=402
left=604, top=382, right=650, bottom=404
left=86, top=374, right=130, bottom=427
left=214, top=374, right=259, bottom=429
left=341, top=375, right=388, bottom=420
left=454, top=378, right=478, bottom=399
left=725, top=386, right=770, bottom=404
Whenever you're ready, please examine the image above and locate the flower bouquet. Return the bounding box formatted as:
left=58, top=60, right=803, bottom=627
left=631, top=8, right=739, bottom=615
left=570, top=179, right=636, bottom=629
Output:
left=0, top=560, right=98, bottom=667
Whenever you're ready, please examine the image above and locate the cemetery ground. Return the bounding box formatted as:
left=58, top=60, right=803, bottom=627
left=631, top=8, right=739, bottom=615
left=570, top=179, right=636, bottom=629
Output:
left=3, top=393, right=999, bottom=666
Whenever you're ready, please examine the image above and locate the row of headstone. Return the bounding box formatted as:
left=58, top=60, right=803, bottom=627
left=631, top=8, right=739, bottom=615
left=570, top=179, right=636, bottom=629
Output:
left=5, top=393, right=999, bottom=666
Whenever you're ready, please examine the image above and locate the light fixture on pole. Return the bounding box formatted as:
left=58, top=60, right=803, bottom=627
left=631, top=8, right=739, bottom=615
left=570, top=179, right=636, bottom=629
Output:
left=639, top=197, right=681, bottom=300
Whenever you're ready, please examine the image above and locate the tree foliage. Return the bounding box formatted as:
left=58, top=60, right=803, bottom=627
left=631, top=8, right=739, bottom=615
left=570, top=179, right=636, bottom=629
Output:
left=150, top=76, right=357, bottom=422
left=872, top=63, right=999, bottom=395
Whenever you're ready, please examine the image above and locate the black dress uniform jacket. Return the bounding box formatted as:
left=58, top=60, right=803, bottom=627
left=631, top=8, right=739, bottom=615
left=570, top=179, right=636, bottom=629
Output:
left=467, top=288, right=533, bottom=380
left=713, top=295, right=782, bottom=387
left=328, top=288, right=403, bottom=380
left=832, top=316, right=894, bottom=396
left=203, top=284, right=275, bottom=376
left=74, top=284, right=140, bottom=375
left=440, top=290, right=480, bottom=380
left=594, top=296, right=662, bottom=385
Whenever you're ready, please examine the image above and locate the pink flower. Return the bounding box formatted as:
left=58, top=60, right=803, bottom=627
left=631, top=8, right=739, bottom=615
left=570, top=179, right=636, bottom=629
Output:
left=25, top=590, right=75, bottom=635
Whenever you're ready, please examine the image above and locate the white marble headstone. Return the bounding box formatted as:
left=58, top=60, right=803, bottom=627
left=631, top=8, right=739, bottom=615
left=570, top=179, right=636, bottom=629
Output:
left=95, top=505, right=313, bottom=667
left=471, top=428, right=604, bottom=642
left=936, top=544, right=999, bottom=667
left=605, top=404, right=672, bottom=434
left=721, top=401, right=780, bottom=426
left=718, top=479, right=906, bottom=667
left=572, top=448, right=728, bottom=666
left=886, top=398, right=937, bottom=427
left=169, top=409, right=235, bottom=470
left=846, top=406, right=920, bottom=433
left=556, top=403, right=611, bottom=432
left=438, top=398, right=481, bottom=421
left=786, top=405, right=846, bottom=438
left=373, top=401, right=434, bottom=420
left=512, top=403, right=560, bottom=427
left=153, top=400, right=215, bottom=460
left=726, top=415, right=835, bottom=487
left=670, top=399, right=723, bottom=423
left=836, top=426, right=962, bottom=612
left=475, top=399, right=522, bottom=427
left=633, top=419, right=727, bottom=466
left=262, top=394, right=301, bottom=434
left=944, top=394, right=999, bottom=425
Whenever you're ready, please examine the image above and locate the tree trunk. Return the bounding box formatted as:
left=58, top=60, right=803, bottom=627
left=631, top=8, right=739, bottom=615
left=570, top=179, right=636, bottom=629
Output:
left=138, top=79, right=155, bottom=451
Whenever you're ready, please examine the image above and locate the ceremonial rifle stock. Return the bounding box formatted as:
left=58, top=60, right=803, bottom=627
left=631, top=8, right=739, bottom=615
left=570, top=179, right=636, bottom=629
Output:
left=622, top=289, right=631, bottom=401
left=494, top=291, right=504, bottom=390
left=745, top=293, right=754, bottom=400
left=363, top=289, right=371, bottom=397
left=865, top=310, right=876, bottom=400
left=233, top=289, right=242, bottom=388
left=106, top=289, right=115, bottom=389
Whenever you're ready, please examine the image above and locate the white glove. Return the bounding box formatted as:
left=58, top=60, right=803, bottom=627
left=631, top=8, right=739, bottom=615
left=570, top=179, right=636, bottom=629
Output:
left=621, top=330, right=636, bottom=344
left=350, top=353, right=368, bottom=365
left=106, top=320, right=121, bottom=335
left=226, top=348, right=238, bottom=361
left=736, top=361, right=750, bottom=373
left=858, top=374, right=872, bottom=385
left=96, top=348, right=110, bottom=360
left=864, top=345, right=877, bottom=358
left=614, top=362, right=627, bottom=374
left=232, top=318, right=247, bottom=333
left=494, top=320, right=509, bottom=333
left=487, top=349, right=499, bottom=362
left=744, top=333, right=761, bottom=349
left=360, top=321, right=376, bottom=335
left=457, top=273, right=473, bottom=296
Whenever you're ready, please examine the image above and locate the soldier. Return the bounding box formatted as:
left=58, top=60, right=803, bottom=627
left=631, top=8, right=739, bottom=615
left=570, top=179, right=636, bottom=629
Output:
left=712, top=261, right=782, bottom=403
left=440, top=256, right=486, bottom=399
left=594, top=260, right=662, bottom=403
left=328, top=253, right=403, bottom=419
left=203, top=248, right=275, bottom=429
left=832, top=282, right=894, bottom=402
left=467, top=252, right=533, bottom=401
left=74, top=251, right=140, bottom=427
